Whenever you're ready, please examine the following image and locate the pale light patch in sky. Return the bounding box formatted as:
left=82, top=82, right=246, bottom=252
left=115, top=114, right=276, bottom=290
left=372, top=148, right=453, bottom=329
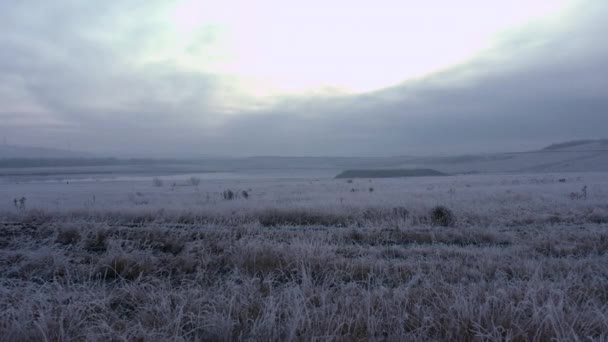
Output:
left=169, top=0, right=571, bottom=96
left=1, top=0, right=605, bottom=157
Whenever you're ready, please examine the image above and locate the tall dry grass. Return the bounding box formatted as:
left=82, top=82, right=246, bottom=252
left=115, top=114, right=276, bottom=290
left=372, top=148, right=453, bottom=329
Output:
left=1, top=205, right=608, bottom=341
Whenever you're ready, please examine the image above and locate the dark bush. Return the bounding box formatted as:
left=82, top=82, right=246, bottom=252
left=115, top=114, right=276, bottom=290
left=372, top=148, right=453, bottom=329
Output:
left=98, top=255, right=154, bottom=281
left=55, top=227, right=81, bottom=245
left=430, top=206, right=456, bottom=227
left=223, top=190, right=235, bottom=200
left=258, top=209, right=350, bottom=227
left=151, top=237, right=185, bottom=255
left=85, top=230, right=109, bottom=253
left=392, top=207, right=410, bottom=220
left=362, top=208, right=385, bottom=221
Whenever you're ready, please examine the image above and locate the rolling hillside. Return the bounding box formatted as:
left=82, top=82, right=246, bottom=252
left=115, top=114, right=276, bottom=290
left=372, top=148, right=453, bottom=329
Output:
left=400, top=140, right=608, bottom=174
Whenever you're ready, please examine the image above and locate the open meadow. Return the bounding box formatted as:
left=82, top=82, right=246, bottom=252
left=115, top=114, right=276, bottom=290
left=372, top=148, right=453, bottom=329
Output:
left=1, top=171, right=608, bottom=341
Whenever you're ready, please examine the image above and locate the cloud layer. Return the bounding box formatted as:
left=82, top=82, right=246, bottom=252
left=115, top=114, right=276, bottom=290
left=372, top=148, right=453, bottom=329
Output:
left=1, top=0, right=607, bottom=157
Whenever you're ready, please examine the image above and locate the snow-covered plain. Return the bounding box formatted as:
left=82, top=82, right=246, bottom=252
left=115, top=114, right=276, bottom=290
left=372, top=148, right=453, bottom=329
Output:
left=2, top=170, right=607, bottom=225
left=1, top=168, right=608, bottom=340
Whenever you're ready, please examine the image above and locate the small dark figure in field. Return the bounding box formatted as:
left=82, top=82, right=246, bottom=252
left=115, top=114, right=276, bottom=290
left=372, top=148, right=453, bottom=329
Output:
left=223, top=189, right=235, bottom=200
left=559, top=178, right=567, bottom=183
left=582, top=185, right=588, bottom=199
left=346, top=179, right=353, bottom=184
left=242, top=190, right=249, bottom=199
left=152, top=178, right=163, bottom=187
left=14, top=197, right=27, bottom=210
left=369, top=187, right=374, bottom=193
left=570, top=185, right=588, bottom=200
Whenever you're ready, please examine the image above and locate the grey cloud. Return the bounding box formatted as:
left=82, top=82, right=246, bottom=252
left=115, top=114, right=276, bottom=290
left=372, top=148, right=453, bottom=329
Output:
left=0, top=0, right=228, bottom=153
left=1, top=1, right=607, bottom=157
left=212, top=2, right=608, bottom=156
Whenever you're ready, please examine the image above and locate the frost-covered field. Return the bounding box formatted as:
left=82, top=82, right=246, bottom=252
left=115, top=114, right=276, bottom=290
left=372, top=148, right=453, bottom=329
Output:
left=1, top=171, right=608, bottom=340
left=2, top=171, right=608, bottom=217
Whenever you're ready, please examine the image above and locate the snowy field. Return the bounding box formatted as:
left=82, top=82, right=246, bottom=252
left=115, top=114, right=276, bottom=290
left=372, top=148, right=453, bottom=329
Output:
left=1, top=170, right=608, bottom=340
left=2, top=171, right=608, bottom=224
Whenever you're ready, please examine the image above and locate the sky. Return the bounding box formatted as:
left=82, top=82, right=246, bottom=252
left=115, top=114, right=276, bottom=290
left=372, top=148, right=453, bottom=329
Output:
left=0, top=0, right=607, bottom=157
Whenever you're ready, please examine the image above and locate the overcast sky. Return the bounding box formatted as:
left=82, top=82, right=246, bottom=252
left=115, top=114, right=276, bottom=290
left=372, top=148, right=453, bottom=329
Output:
left=1, top=0, right=606, bottom=157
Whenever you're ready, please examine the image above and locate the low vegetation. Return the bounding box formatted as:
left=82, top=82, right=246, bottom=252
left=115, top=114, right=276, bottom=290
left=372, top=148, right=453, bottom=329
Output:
left=1, top=203, right=607, bottom=340
left=189, top=176, right=201, bottom=186
left=430, top=205, right=456, bottom=227
left=152, top=177, right=164, bottom=187
left=1, top=173, right=608, bottom=340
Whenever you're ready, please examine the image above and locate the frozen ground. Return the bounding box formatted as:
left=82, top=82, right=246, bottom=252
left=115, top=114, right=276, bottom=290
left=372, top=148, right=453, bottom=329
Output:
left=1, top=170, right=607, bottom=224
left=1, top=170, right=608, bottom=340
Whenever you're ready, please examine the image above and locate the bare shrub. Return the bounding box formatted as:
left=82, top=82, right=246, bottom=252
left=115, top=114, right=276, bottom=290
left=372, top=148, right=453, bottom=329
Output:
left=587, top=208, right=608, bottom=224
left=223, top=189, right=235, bottom=200
left=362, top=208, right=385, bottom=221
left=236, top=246, right=290, bottom=276
left=20, top=208, right=54, bottom=225
left=189, top=177, right=201, bottom=186
left=347, top=229, right=366, bottom=244
left=241, top=190, right=249, bottom=199
left=582, top=185, right=588, bottom=199
left=570, top=185, right=589, bottom=200
left=152, top=178, right=164, bottom=187
left=55, top=227, right=81, bottom=245
left=258, top=209, right=350, bottom=227
left=97, top=254, right=155, bottom=281
left=13, top=197, right=27, bottom=210
left=127, top=193, right=149, bottom=206
left=148, top=234, right=185, bottom=255
left=85, top=230, right=108, bottom=253
left=430, top=206, right=456, bottom=227
left=392, top=207, right=410, bottom=220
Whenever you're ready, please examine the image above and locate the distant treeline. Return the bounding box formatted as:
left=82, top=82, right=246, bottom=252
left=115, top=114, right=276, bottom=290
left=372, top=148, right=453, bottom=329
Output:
left=335, top=169, right=446, bottom=179
left=0, top=158, right=205, bottom=168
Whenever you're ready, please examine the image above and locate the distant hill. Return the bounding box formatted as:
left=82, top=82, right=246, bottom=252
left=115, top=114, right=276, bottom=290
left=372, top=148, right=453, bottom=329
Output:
left=0, top=145, right=92, bottom=159
left=542, top=139, right=608, bottom=151
left=393, top=139, right=608, bottom=174
left=335, top=169, right=446, bottom=179
left=2, top=139, right=607, bottom=175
